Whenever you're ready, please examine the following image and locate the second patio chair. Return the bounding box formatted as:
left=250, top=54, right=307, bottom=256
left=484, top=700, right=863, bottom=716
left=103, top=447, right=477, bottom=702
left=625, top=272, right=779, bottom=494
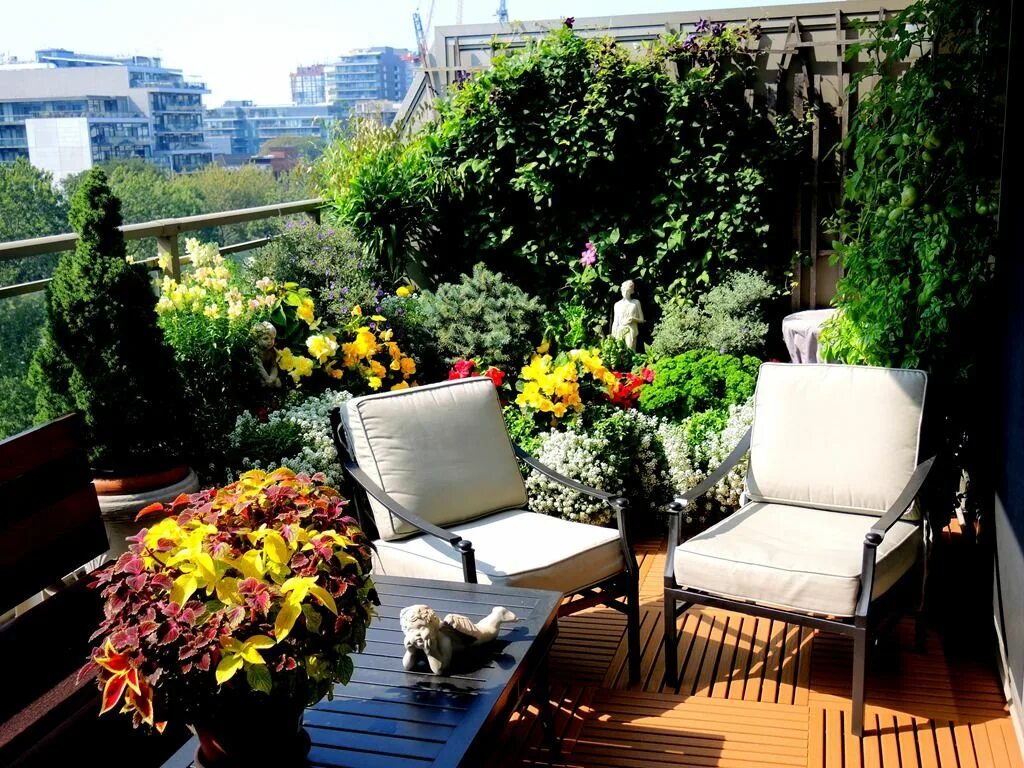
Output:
left=330, top=377, right=641, bottom=682
left=663, top=363, right=934, bottom=737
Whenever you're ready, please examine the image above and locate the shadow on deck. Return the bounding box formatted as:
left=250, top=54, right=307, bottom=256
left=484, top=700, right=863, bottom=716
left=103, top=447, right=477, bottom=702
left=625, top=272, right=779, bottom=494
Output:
left=498, top=535, right=1024, bottom=768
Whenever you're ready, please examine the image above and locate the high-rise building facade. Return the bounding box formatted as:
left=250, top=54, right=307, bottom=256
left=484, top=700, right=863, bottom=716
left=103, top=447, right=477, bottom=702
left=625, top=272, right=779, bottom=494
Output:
left=0, top=49, right=211, bottom=176
left=204, top=100, right=345, bottom=161
left=290, top=65, right=326, bottom=105
left=324, top=48, right=413, bottom=114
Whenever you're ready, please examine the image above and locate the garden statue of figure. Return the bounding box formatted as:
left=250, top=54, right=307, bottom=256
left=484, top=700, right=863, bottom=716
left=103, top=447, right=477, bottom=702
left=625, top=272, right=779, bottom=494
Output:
left=399, top=604, right=517, bottom=675
left=255, top=321, right=282, bottom=388
left=611, top=279, right=644, bottom=350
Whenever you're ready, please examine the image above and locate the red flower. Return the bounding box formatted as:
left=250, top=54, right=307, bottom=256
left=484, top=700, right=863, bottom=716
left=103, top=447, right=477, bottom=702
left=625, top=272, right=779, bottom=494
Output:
left=448, top=358, right=477, bottom=379
left=483, top=366, right=505, bottom=388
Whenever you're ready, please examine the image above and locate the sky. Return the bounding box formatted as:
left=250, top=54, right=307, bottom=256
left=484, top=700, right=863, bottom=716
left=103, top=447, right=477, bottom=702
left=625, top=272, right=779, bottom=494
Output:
left=3, top=0, right=817, bottom=106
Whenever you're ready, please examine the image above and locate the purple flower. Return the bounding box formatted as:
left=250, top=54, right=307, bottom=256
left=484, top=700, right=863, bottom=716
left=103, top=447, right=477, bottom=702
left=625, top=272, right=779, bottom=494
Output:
left=711, top=21, right=726, bottom=35
left=694, top=18, right=710, bottom=32
left=580, top=241, right=597, bottom=267
left=564, top=16, right=575, bottom=29
left=342, top=287, right=349, bottom=294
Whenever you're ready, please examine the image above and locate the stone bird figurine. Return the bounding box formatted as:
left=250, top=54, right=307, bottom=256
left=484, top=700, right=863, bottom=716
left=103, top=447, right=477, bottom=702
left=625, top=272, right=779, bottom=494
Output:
left=399, top=604, right=518, bottom=675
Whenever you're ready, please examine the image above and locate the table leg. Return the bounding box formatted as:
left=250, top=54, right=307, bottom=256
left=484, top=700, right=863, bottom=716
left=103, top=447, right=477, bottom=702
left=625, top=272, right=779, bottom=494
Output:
left=533, top=657, right=560, bottom=758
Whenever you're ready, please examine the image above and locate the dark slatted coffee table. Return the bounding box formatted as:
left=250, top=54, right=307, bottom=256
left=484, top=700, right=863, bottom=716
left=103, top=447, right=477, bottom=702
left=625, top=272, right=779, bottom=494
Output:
left=162, top=575, right=562, bottom=768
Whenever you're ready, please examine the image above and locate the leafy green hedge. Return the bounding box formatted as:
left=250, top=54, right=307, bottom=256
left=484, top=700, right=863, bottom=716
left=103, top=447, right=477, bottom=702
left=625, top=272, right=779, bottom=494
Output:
left=638, top=350, right=760, bottom=422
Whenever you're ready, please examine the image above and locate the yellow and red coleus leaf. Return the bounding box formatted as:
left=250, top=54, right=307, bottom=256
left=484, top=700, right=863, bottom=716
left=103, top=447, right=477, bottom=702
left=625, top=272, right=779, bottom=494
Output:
left=100, top=673, right=129, bottom=715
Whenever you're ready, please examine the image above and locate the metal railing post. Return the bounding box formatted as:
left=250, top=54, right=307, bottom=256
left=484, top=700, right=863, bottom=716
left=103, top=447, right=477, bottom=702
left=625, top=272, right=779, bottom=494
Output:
left=157, top=235, right=181, bottom=280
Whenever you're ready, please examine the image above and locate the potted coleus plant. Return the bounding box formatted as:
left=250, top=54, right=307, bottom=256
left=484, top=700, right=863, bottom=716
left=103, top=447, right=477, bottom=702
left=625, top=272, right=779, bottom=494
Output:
left=82, top=468, right=378, bottom=767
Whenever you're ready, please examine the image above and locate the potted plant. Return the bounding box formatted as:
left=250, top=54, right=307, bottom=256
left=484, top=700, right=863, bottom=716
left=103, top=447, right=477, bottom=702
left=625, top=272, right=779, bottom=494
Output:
left=28, top=168, right=196, bottom=554
left=82, top=468, right=378, bottom=767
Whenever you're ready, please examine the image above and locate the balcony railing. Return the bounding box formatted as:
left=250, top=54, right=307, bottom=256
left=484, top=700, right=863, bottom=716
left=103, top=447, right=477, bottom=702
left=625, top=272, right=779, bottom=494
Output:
left=0, top=198, right=324, bottom=299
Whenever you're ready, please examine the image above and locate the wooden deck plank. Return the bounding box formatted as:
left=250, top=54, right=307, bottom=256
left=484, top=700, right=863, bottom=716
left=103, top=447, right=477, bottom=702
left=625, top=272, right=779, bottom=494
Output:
left=515, top=535, right=1022, bottom=768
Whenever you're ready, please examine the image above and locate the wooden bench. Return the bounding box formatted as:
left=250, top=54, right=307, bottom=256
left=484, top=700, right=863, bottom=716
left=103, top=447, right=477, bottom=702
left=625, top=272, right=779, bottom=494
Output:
left=0, top=414, right=192, bottom=766
left=0, top=414, right=112, bottom=765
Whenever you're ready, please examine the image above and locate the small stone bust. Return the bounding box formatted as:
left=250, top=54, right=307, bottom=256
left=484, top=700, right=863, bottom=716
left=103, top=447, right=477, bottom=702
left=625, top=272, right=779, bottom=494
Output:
left=611, top=279, right=644, bottom=350
left=254, top=321, right=282, bottom=388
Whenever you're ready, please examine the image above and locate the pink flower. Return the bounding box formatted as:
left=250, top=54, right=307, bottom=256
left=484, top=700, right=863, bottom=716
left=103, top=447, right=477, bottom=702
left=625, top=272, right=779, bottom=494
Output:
left=640, top=367, right=655, bottom=383
left=580, top=241, right=597, bottom=267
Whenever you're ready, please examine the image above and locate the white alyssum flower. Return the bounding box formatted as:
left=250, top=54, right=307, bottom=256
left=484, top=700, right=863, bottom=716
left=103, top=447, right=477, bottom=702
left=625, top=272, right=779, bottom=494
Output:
left=229, top=389, right=353, bottom=486
left=525, top=428, right=621, bottom=526
left=658, top=398, right=753, bottom=526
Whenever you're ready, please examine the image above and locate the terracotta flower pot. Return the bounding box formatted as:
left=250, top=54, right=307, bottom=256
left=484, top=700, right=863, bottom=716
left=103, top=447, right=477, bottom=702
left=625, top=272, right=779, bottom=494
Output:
left=192, top=694, right=311, bottom=768
left=93, top=465, right=199, bottom=558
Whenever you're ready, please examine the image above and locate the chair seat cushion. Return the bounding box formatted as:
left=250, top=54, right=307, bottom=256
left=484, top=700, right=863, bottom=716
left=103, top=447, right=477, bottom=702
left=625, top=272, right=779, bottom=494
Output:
left=372, top=510, right=626, bottom=593
left=673, top=502, right=921, bottom=617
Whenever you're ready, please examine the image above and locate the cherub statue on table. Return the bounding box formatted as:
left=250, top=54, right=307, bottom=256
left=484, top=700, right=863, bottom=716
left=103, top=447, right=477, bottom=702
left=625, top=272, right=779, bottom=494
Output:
left=399, top=604, right=518, bottom=675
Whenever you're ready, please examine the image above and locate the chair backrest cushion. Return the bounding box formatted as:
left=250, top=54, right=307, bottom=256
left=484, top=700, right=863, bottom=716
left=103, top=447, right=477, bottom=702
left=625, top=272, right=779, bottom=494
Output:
left=747, top=363, right=927, bottom=516
left=342, top=378, right=528, bottom=540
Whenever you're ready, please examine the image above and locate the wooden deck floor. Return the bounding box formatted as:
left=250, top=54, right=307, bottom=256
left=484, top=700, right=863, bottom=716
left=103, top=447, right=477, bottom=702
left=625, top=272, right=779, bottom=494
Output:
left=497, top=538, right=1024, bottom=768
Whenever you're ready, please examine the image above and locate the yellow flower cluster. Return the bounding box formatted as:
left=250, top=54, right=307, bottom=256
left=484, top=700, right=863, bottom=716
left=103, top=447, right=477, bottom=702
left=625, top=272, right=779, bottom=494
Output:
left=515, top=353, right=584, bottom=419
left=155, top=239, right=248, bottom=320
left=515, top=347, right=617, bottom=421
left=570, top=348, right=619, bottom=389
left=338, top=306, right=417, bottom=391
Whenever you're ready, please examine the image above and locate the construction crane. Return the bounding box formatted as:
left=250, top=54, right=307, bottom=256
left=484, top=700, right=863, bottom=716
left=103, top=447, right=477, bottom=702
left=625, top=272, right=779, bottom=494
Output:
left=496, top=0, right=508, bottom=24
left=412, top=1, right=438, bottom=96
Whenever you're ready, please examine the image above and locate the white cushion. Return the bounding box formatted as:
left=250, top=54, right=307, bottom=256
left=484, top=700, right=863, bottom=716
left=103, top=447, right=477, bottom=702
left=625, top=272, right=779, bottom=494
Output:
left=372, top=509, right=626, bottom=593
left=747, top=363, right=927, bottom=516
left=674, top=502, right=921, bottom=617
left=342, top=378, right=527, bottom=540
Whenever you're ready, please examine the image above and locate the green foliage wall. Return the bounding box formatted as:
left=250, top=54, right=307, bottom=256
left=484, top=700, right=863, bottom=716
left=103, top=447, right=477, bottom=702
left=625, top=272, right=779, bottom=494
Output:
left=821, top=0, right=1006, bottom=517
left=318, top=24, right=805, bottom=325
left=28, top=169, right=185, bottom=470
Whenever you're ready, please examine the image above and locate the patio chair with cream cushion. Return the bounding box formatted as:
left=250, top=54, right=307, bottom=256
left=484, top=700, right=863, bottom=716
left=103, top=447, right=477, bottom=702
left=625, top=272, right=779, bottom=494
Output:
left=663, top=363, right=934, bottom=737
left=330, top=377, right=641, bottom=682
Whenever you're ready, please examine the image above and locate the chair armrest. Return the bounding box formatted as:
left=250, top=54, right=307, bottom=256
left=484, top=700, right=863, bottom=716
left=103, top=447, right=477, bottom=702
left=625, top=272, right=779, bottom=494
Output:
left=514, top=445, right=620, bottom=505
left=868, top=456, right=937, bottom=539
left=343, top=462, right=461, bottom=546
left=664, top=428, right=751, bottom=587
left=675, top=428, right=752, bottom=505
left=855, top=456, right=935, bottom=618
left=514, top=445, right=637, bottom=577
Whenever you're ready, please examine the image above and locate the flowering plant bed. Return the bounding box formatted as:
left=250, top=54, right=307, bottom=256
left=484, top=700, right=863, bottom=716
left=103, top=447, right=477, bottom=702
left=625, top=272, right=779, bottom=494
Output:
left=82, top=468, right=377, bottom=734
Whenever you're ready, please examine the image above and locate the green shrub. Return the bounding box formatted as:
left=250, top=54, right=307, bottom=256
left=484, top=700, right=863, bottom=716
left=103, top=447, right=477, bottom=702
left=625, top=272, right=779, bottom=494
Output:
left=650, top=270, right=778, bottom=359
left=638, top=350, right=760, bottom=421
left=503, top=404, right=542, bottom=456
left=419, top=263, right=545, bottom=369
left=378, top=291, right=441, bottom=380
left=316, top=120, right=431, bottom=283
left=227, top=414, right=304, bottom=474
left=158, top=302, right=262, bottom=477
left=247, top=219, right=381, bottom=326
left=28, top=168, right=184, bottom=470
left=399, top=24, right=803, bottom=317
left=598, top=336, right=643, bottom=374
